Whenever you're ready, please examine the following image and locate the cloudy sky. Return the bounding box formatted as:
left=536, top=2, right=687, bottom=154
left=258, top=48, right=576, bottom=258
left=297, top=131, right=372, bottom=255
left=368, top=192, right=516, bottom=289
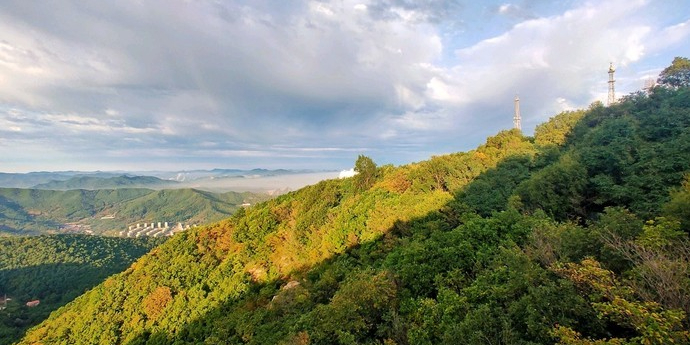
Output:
left=0, top=0, right=688, bottom=172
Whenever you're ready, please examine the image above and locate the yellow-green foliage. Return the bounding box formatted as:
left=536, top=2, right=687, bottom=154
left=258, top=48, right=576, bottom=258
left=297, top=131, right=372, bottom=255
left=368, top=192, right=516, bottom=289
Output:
left=553, top=259, right=690, bottom=345
left=664, top=175, right=690, bottom=231
left=0, top=188, right=267, bottom=235
left=534, top=110, right=586, bottom=147
left=19, top=127, right=537, bottom=345
left=16, top=67, right=690, bottom=344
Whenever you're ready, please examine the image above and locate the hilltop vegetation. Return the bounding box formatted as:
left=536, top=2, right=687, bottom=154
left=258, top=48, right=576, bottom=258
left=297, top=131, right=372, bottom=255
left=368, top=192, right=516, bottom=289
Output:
left=0, top=235, right=162, bottom=345
left=0, top=188, right=268, bottom=236
left=18, top=63, right=690, bottom=344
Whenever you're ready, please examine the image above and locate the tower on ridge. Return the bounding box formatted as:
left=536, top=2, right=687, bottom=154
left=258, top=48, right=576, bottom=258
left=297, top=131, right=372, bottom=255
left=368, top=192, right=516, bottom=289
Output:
left=608, top=62, right=616, bottom=106
left=513, top=95, right=521, bottom=131
left=644, top=77, right=656, bottom=93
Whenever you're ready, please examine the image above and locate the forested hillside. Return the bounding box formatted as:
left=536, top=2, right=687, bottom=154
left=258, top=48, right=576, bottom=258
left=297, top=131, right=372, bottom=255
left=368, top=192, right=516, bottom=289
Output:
left=0, top=235, right=162, bottom=345
left=18, top=72, right=690, bottom=343
left=0, top=188, right=267, bottom=235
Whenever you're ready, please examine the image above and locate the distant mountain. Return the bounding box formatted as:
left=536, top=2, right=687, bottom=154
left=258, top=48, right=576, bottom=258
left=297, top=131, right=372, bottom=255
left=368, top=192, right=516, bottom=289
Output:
left=17, top=80, right=690, bottom=344
left=0, top=169, right=314, bottom=188
left=0, top=172, right=127, bottom=189
left=0, top=188, right=270, bottom=236
left=32, top=175, right=176, bottom=190
left=153, top=168, right=316, bottom=182
left=0, top=170, right=335, bottom=193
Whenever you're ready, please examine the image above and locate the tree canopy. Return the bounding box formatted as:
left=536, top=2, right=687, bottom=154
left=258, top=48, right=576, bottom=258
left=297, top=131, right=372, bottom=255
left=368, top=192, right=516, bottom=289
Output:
left=0, top=235, right=161, bottom=345
left=354, top=155, right=378, bottom=192
left=658, top=56, right=690, bottom=88
left=13, top=57, right=690, bottom=345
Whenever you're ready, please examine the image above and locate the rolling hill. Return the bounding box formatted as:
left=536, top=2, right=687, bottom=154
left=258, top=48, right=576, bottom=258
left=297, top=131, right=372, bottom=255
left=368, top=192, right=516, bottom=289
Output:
left=16, top=75, right=690, bottom=343
left=0, top=188, right=269, bottom=236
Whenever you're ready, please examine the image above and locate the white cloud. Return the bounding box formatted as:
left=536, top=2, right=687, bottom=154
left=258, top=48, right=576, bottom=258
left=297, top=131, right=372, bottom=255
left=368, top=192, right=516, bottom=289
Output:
left=440, top=0, right=665, bottom=129
left=105, top=109, right=119, bottom=116
left=311, top=2, right=335, bottom=17
left=394, top=84, right=425, bottom=109
left=339, top=168, right=357, bottom=178
left=426, top=77, right=452, bottom=101
left=647, top=19, right=690, bottom=52
left=0, top=0, right=688, bottom=171
left=498, top=4, right=513, bottom=14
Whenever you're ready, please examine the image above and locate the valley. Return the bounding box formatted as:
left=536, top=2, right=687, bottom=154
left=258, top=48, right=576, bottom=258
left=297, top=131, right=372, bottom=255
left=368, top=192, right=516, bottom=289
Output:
left=13, top=80, right=690, bottom=344
left=0, top=187, right=270, bottom=236
left=3, top=2, right=689, bottom=344
left=0, top=171, right=332, bottom=344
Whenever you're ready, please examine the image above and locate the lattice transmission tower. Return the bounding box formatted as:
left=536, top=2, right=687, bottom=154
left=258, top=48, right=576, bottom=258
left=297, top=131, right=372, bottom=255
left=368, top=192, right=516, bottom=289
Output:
left=608, top=62, right=616, bottom=106
left=513, top=95, right=521, bottom=131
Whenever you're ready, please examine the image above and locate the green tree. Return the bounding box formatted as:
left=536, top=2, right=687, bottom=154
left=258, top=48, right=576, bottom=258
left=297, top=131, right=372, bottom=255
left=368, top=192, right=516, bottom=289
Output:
left=354, top=155, right=377, bottom=192
left=664, top=175, right=690, bottom=233
left=552, top=258, right=690, bottom=345
left=658, top=56, right=690, bottom=88
left=516, top=153, right=588, bottom=220
left=534, top=110, right=586, bottom=147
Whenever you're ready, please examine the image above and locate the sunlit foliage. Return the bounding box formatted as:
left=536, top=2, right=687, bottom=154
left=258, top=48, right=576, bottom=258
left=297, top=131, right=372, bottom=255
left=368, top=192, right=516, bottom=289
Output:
left=15, top=58, right=690, bottom=345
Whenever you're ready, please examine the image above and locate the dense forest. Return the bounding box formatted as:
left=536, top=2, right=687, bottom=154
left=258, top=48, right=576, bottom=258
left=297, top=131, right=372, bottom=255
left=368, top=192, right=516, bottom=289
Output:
left=0, top=188, right=268, bottom=236
left=0, top=235, right=162, bottom=344
left=16, top=59, right=690, bottom=344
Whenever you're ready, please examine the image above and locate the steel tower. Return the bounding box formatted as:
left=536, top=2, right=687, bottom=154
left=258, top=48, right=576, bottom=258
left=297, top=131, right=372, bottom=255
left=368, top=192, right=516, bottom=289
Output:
left=608, top=62, right=616, bottom=106
left=513, top=95, right=521, bottom=131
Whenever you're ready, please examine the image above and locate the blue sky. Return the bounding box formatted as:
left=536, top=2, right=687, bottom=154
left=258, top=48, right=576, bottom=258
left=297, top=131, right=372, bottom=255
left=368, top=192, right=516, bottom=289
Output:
left=0, top=0, right=688, bottom=172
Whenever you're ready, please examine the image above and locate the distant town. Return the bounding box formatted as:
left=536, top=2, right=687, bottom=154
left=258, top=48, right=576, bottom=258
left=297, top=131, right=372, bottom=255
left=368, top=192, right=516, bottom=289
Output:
left=119, top=222, right=197, bottom=238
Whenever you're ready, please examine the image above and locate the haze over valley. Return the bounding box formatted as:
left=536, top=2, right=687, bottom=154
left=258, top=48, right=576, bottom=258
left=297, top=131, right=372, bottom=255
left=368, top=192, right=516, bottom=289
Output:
left=0, top=169, right=340, bottom=193
left=2, top=1, right=690, bottom=344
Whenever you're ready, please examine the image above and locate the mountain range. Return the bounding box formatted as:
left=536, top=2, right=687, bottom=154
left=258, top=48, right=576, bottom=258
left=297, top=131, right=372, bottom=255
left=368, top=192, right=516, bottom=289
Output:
left=31, top=175, right=176, bottom=190
left=0, top=188, right=269, bottom=236
left=13, top=82, right=690, bottom=344
left=0, top=169, right=331, bottom=191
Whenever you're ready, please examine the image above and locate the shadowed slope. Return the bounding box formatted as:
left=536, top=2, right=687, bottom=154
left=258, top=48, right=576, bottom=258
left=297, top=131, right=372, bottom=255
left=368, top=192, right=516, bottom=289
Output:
left=19, top=85, right=690, bottom=344
left=0, top=235, right=162, bottom=345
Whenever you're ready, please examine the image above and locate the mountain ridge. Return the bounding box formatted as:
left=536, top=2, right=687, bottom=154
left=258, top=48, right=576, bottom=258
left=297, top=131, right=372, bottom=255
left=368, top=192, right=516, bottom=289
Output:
left=0, top=169, right=332, bottom=189
left=0, top=188, right=269, bottom=236
left=31, top=175, right=176, bottom=190
left=16, top=84, right=690, bottom=344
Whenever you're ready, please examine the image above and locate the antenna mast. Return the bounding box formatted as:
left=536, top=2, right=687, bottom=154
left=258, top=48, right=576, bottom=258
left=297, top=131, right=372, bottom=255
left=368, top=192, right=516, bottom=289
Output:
left=644, top=77, right=655, bottom=93
left=513, top=95, right=521, bottom=131
left=608, top=62, right=616, bottom=106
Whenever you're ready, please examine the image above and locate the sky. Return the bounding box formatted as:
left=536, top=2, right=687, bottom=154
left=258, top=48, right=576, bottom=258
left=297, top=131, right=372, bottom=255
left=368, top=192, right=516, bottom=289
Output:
left=0, top=0, right=689, bottom=173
